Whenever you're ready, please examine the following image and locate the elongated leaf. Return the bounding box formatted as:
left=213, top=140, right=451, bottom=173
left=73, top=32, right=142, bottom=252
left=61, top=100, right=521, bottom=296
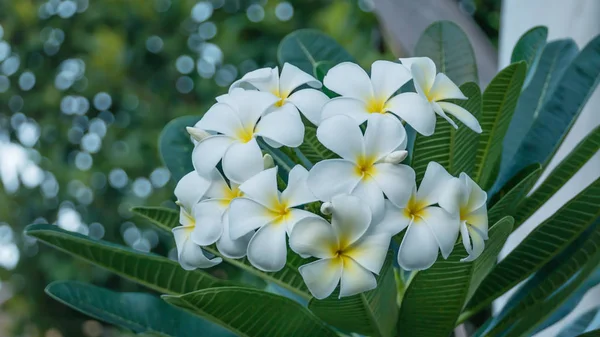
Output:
left=308, top=253, right=397, bottom=337
left=473, top=62, right=526, bottom=190
left=411, top=82, right=481, bottom=182
left=132, top=206, right=179, bottom=231
left=127, top=206, right=311, bottom=300
left=487, top=164, right=542, bottom=225
left=164, top=287, right=338, bottom=337
left=45, top=281, right=235, bottom=337
left=557, top=307, right=600, bottom=337
left=481, top=218, right=600, bottom=337
left=414, top=20, right=478, bottom=85
left=25, top=224, right=225, bottom=294
left=397, top=217, right=513, bottom=337
left=514, top=125, right=600, bottom=225
left=466, top=178, right=600, bottom=316
left=497, top=40, right=578, bottom=191
left=578, top=329, right=600, bottom=337
left=277, top=29, right=354, bottom=75
left=159, top=116, right=200, bottom=183
left=509, top=35, right=600, bottom=181
left=510, top=26, right=548, bottom=87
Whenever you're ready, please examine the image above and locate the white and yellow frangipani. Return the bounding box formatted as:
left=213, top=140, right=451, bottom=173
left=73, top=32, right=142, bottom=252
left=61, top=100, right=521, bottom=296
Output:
left=439, top=173, right=489, bottom=262
left=289, top=194, right=391, bottom=299
left=321, top=60, right=414, bottom=124
left=376, top=162, right=460, bottom=270
left=229, top=63, right=329, bottom=126
left=392, top=57, right=482, bottom=136
left=172, top=170, right=222, bottom=270
left=191, top=88, right=304, bottom=183
left=307, top=114, right=415, bottom=221
left=229, top=165, right=318, bottom=272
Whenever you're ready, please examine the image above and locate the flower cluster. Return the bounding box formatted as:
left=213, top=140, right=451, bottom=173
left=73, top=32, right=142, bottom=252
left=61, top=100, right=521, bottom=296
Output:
left=172, top=59, right=488, bottom=299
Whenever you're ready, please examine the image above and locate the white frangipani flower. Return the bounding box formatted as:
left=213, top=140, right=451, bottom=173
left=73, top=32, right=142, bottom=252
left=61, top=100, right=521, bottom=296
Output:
left=229, top=165, right=318, bottom=272
left=393, top=57, right=482, bottom=136
left=439, top=173, right=489, bottom=262
left=376, top=162, right=459, bottom=271
left=172, top=171, right=222, bottom=270
left=289, top=194, right=391, bottom=299
left=230, top=63, right=329, bottom=126
left=321, top=60, right=413, bottom=124
left=307, top=114, right=415, bottom=221
left=191, top=89, right=304, bottom=183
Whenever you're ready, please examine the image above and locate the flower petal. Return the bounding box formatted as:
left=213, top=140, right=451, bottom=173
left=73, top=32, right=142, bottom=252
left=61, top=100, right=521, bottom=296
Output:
left=438, top=101, right=482, bottom=133
left=286, top=208, right=320, bottom=233
left=339, top=256, right=377, bottom=298
left=205, top=170, right=233, bottom=199
left=222, top=138, right=264, bottom=184
left=192, top=135, right=235, bottom=177
left=371, top=163, right=415, bottom=208
left=345, top=233, right=390, bottom=274
left=417, top=161, right=454, bottom=207
left=386, top=92, right=436, bottom=136
left=351, top=179, right=385, bottom=224
left=323, top=62, right=374, bottom=100
left=281, top=165, right=317, bottom=207
left=317, top=115, right=365, bottom=161
left=364, top=114, right=406, bottom=162
left=371, top=60, right=412, bottom=102
left=279, top=63, right=322, bottom=94
left=461, top=172, right=488, bottom=213
left=173, top=226, right=221, bottom=270
left=330, top=194, right=372, bottom=248
left=191, top=199, right=227, bottom=246
left=238, top=167, right=279, bottom=209
left=429, top=73, right=467, bottom=101
left=307, top=159, right=361, bottom=202
left=432, top=101, right=458, bottom=129
left=320, top=97, right=369, bottom=125
left=175, top=171, right=212, bottom=212
left=438, top=177, right=467, bottom=217
left=255, top=104, right=304, bottom=147
left=399, top=57, right=436, bottom=93
left=397, top=221, right=440, bottom=271
left=299, top=258, right=343, bottom=300
left=216, top=211, right=253, bottom=259
left=247, top=223, right=288, bottom=272
left=461, top=224, right=486, bottom=262
left=230, top=67, right=279, bottom=92
left=419, top=206, right=459, bottom=259
left=229, top=198, right=274, bottom=240
left=196, top=102, right=244, bottom=137
left=465, top=204, right=488, bottom=238
left=371, top=200, right=411, bottom=235
left=289, top=216, right=338, bottom=259
left=232, top=90, right=280, bottom=129
left=287, top=88, right=329, bottom=126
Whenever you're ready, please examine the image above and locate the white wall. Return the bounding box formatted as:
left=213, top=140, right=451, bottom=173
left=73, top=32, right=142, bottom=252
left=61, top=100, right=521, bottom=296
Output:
left=498, top=0, right=600, bottom=335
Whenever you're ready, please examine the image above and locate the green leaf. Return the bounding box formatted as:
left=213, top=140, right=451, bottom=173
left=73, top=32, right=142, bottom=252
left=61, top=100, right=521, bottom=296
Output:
left=473, top=62, right=526, bottom=190
left=465, top=178, right=600, bottom=317
left=163, top=287, right=338, bottom=337
left=487, top=164, right=542, bottom=225
left=481, top=218, right=600, bottom=337
left=159, top=115, right=200, bottom=183
left=397, top=217, right=513, bottom=337
left=131, top=206, right=179, bottom=231
left=514, top=125, right=600, bottom=225
left=308, top=252, right=397, bottom=337
left=578, top=329, right=600, bottom=337
left=298, top=123, right=337, bottom=165
left=497, top=40, right=578, bottom=191
left=411, top=82, right=481, bottom=182
left=277, top=29, right=354, bottom=75
left=126, top=207, right=312, bottom=300
left=414, top=20, right=478, bottom=85
left=557, top=307, right=600, bottom=337
left=510, top=26, right=548, bottom=87
left=45, top=281, right=235, bottom=337
left=25, top=224, right=226, bottom=294
left=508, top=35, right=600, bottom=182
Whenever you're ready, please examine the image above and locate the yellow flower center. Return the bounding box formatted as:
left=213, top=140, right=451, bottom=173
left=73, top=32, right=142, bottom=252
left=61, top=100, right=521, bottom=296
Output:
left=219, top=185, right=244, bottom=207
left=354, top=154, right=377, bottom=178
left=272, top=88, right=290, bottom=108
left=403, top=195, right=429, bottom=219
left=236, top=126, right=255, bottom=143
left=267, top=198, right=291, bottom=225
left=365, top=97, right=387, bottom=114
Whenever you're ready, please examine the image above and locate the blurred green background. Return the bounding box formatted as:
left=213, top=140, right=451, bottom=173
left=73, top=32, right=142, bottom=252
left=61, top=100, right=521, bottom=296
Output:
left=0, top=0, right=499, bottom=336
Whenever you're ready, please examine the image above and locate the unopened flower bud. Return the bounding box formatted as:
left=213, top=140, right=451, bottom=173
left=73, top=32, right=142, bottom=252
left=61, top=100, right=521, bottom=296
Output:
left=383, top=150, right=408, bottom=164
left=186, top=127, right=210, bottom=142
left=263, top=154, right=275, bottom=169
left=320, top=202, right=333, bottom=215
